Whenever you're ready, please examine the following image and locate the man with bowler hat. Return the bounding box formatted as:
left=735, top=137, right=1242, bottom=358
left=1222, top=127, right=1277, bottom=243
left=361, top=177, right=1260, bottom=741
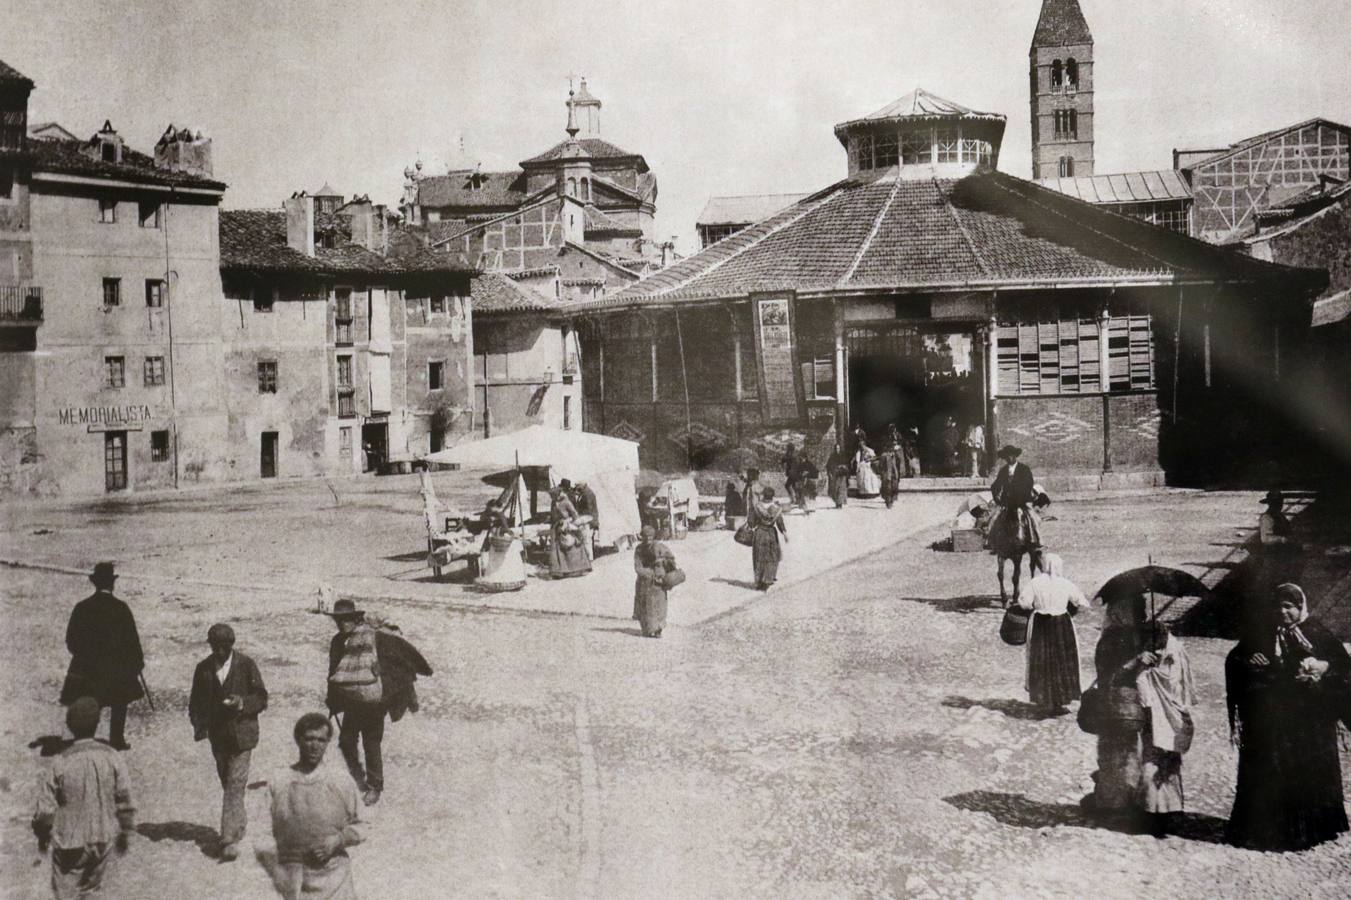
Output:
left=188, top=623, right=268, bottom=861
left=325, top=599, right=432, bottom=806
left=60, top=563, right=143, bottom=751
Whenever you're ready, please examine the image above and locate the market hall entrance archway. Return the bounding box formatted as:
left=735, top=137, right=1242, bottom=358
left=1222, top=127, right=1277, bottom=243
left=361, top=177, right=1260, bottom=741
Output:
left=845, top=324, right=984, bottom=476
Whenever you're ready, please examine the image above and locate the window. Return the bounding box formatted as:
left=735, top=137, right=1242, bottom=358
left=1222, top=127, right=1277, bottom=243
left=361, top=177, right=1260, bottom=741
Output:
left=335, top=288, right=353, bottom=344
left=138, top=201, right=161, bottom=228
left=1066, top=58, right=1079, bottom=91
left=1051, top=59, right=1063, bottom=90
left=150, top=430, right=170, bottom=462
left=145, top=279, right=164, bottom=308
left=873, top=132, right=899, bottom=168
left=568, top=177, right=577, bottom=196
left=339, top=426, right=353, bottom=463
left=1053, top=110, right=1078, bottom=139
left=429, top=294, right=446, bottom=314
left=1058, top=156, right=1075, bottom=178
left=98, top=199, right=117, bottom=223
left=102, top=278, right=121, bottom=308
left=143, top=356, right=165, bottom=386
left=253, top=290, right=274, bottom=313
left=336, top=355, right=354, bottom=418
left=258, top=360, right=278, bottom=394
left=855, top=133, right=874, bottom=169
left=100, top=142, right=116, bottom=163
left=994, top=313, right=1154, bottom=396
left=428, top=360, right=444, bottom=391
left=563, top=395, right=572, bottom=430
left=901, top=130, right=932, bottom=165
left=104, top=355, right=125, bottom=388
left=935, top=129, right=959, bottom=164
left=337, top=392, right=357, bottom=418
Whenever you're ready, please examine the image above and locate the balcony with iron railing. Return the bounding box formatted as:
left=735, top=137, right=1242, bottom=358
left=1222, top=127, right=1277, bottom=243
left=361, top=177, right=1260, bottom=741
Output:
left=0, top=285, right=42, bottom=324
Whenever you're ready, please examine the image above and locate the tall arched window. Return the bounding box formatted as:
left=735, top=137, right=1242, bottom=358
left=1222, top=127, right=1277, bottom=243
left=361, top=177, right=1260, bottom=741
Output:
left=1051, top=59, right=1063, bottom=90
left=582, top=177, right=591, bottom=201
left=1069, top=109, right=1078, bottom=138
left=1066, top=59, right=1079, bottom=90
left=567, top=177, right=577, bottom=196
left=1058, top=156, right=1075, bottom=178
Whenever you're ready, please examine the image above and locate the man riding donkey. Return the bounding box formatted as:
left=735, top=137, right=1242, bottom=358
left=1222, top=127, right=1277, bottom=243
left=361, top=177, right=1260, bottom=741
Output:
left=989, top=445, right=1043, bottom=607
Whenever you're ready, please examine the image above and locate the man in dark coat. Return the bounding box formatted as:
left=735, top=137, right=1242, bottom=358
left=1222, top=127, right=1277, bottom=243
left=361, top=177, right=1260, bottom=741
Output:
left=989, top=445, right=1043, bottom=552
left=60, top=562, right=143, bottom=751
left=326, top=599, right=432, bottom=806
left=188, top=623, right=268, bottom=860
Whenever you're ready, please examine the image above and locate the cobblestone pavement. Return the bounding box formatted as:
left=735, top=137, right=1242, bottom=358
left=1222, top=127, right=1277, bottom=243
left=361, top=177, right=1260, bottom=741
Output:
left=1, top=486, right=1348, bottom=898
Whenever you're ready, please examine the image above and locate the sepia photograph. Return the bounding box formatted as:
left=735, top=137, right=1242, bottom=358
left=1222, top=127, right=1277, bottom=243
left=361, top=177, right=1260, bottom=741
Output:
left=1, top=0, right=1349, bottom=897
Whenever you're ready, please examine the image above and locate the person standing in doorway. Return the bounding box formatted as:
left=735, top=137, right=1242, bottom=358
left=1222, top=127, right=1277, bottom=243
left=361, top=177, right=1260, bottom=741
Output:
left=267, top=713, right=363, bottom=900
left=325, top=600, right=432, bottom=807
left=188, top=624, right=268, bottom=861
left=963, top=422, right=986, bottom=477
left=60, top=563, right=144, bottom=751
left=32, top=697, right=137, bottom=900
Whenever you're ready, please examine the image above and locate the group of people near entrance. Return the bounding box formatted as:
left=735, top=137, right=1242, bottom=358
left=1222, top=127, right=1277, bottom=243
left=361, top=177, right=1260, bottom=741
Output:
left=35, top=562, right=432, bottom=898
left=1003, top=515, right=1348, bottom=851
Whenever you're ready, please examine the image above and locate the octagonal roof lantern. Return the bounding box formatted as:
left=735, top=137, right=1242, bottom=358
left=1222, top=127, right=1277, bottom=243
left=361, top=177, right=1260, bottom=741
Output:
left=834, top=87, right=1007, bottom=179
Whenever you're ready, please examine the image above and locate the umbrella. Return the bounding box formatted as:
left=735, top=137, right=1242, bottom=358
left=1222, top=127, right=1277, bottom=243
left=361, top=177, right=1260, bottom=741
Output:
left=1095, top=566, right=1207, bottom=602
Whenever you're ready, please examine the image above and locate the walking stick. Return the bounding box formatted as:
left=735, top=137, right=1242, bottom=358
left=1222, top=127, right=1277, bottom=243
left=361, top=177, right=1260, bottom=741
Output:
left=1148, top=553, right=1158, bottom=651
left=139, top=673, right=156, bottom=712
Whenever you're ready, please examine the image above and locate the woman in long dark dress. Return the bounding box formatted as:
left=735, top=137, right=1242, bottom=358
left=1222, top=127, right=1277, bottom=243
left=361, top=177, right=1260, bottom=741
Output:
left=826, top=443, right=849, bottom=508
left=749, top=486, right=788, bottom=591
left=547, top=487, right=592, bottom=579
left=1225, top=583, right=1350, bottom=852
left=633, top=525, right=676, bottom=638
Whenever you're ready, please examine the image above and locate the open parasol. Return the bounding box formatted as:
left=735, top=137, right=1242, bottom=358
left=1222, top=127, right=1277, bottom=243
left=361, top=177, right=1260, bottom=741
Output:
left=1094, top=566, right=1207, bottom=603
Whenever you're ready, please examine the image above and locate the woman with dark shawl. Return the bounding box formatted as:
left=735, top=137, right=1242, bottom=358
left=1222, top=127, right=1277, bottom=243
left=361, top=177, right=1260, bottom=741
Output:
left=1225, top=583, right=1350, bottom=852
left=632, top=525, right=676, bottom=638
left=749, top=486, right=788, bottom=591
left=547, top=487, right=592, bottom=579
left=826, top=443, right=849, bottom=508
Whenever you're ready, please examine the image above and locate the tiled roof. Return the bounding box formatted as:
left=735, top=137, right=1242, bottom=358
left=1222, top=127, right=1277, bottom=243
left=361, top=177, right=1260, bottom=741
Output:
left=220, top=209, right=473, bottom=276
left=313, top=182, right=342, bottom=197
left=1036, top=170, right=1192, bottom=204
left=30, top=138, right=226, bottom=190
left=28, top=122, right=79, bottom=141
left=0, top=59, right=34, bottom=88
left=472, top=272, right=558, bottom=313
left=584, top=168, right=1319, bottom=310
left=1032, top=0, right=1093, bottom=46
left=521, top=138, right=646, bottom=167
left=418, top=170, right=526, bottom=209
left=1241, top=179, right=1351, bottom=245
left=584, top=204, right=639, bottom=234
left=698, top=193, right=810, bottom=227
left=852, top=88, right=1003, bottom=125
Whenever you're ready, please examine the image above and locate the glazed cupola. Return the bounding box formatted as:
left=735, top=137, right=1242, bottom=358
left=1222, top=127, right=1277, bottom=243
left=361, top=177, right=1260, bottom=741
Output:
left=833, top=88, right=1006, bottom=178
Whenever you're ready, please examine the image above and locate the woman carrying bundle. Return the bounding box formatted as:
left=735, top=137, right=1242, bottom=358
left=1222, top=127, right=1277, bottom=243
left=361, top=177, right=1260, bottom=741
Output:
left=632, top=525, right=677, bottom=638
left=749, top=486, right=788, bottom=591
left=547, top=486, right=592, bottom=579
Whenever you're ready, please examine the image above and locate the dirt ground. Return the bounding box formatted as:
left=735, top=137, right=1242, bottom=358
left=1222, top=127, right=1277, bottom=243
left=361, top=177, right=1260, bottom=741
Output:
left=2, top=483, right=1348, bottom=898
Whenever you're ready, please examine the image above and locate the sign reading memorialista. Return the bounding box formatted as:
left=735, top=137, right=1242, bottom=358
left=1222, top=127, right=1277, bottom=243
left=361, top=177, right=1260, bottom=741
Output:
left=57, top=405, right=154, bottom=431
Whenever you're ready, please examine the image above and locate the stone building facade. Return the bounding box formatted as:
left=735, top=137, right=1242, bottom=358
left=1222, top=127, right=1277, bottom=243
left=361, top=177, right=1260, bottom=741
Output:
left=1029, top=0, right=1094, bottom=180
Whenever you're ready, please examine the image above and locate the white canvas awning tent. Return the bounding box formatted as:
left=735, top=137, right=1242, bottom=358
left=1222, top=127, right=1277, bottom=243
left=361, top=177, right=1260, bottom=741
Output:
left=424, top=426, right=642, bottom=546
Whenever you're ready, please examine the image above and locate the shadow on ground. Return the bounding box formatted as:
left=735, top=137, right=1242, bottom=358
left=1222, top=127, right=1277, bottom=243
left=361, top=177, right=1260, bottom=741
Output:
left=710, top=577, right=758, bottom=591
left=905, top=595, right=1002, bottom=615
left=942, top=696, right=1067, bottom=721
left=137, top=821, right=219, bottom=857
left=943, top=790, right=1227, bottom=843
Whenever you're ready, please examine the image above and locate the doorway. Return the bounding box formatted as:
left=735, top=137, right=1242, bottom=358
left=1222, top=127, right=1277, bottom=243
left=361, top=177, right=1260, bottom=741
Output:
left=104, top=431, right=127, bottom=492
left=362, top=422, right=388, bottom=473
left=846, top=325, right=983, bottom=476
left=261, top=431, right=278, bottom=478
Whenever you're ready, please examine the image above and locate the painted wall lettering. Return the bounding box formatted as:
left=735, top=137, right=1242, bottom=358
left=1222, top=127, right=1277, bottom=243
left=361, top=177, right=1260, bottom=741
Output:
left=57, top=405, right=153, bottom=426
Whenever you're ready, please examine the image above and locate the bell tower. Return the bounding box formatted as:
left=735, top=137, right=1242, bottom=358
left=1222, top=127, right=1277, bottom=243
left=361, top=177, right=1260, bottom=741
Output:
left=1029, top=0, right=1094, bottom=179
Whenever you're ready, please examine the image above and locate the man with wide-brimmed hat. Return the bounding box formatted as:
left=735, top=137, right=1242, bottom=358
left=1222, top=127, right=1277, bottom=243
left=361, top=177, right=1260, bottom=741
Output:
left=324, top=599, right=432, bottom=806
left=188, top=623, right=268, bottom=861
left=60, top=563, right=144, bottom=751
left=989, top=446, right=1043, bottom=603
left=33, top=696, right=137, bottom=899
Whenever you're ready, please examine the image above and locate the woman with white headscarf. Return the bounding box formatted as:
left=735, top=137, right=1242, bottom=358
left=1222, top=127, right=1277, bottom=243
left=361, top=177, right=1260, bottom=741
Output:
left=1017, top=550, right=1085, bottom=712
left=1225, top=583, right=1350, bottom=851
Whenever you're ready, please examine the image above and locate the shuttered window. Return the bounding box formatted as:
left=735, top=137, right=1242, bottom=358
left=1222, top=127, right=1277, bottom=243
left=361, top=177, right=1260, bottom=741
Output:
left=996, top=315, right=1150, bottom=396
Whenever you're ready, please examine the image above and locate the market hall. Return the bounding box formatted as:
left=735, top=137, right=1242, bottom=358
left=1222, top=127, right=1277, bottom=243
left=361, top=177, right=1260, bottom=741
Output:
left=569, top=89, right=1325, bottom=484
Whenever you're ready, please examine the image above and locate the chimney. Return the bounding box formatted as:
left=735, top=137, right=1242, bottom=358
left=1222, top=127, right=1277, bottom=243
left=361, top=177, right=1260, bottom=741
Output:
left=154, top=125, right=213, bottom=177
left=85, top=120, right=123, bottom=164
left=346, top=199, right=378, bottom=251
left=284, top=194, right=315, bottom=256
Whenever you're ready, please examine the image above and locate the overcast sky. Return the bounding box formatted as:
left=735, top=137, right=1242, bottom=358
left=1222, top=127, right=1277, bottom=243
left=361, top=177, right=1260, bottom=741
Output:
left=5, top=0, right=1349, bottom=254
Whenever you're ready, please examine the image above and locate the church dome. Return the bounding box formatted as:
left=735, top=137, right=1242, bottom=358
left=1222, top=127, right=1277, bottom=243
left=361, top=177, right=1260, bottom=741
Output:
left=833, top=87, right=1006, bottom=178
